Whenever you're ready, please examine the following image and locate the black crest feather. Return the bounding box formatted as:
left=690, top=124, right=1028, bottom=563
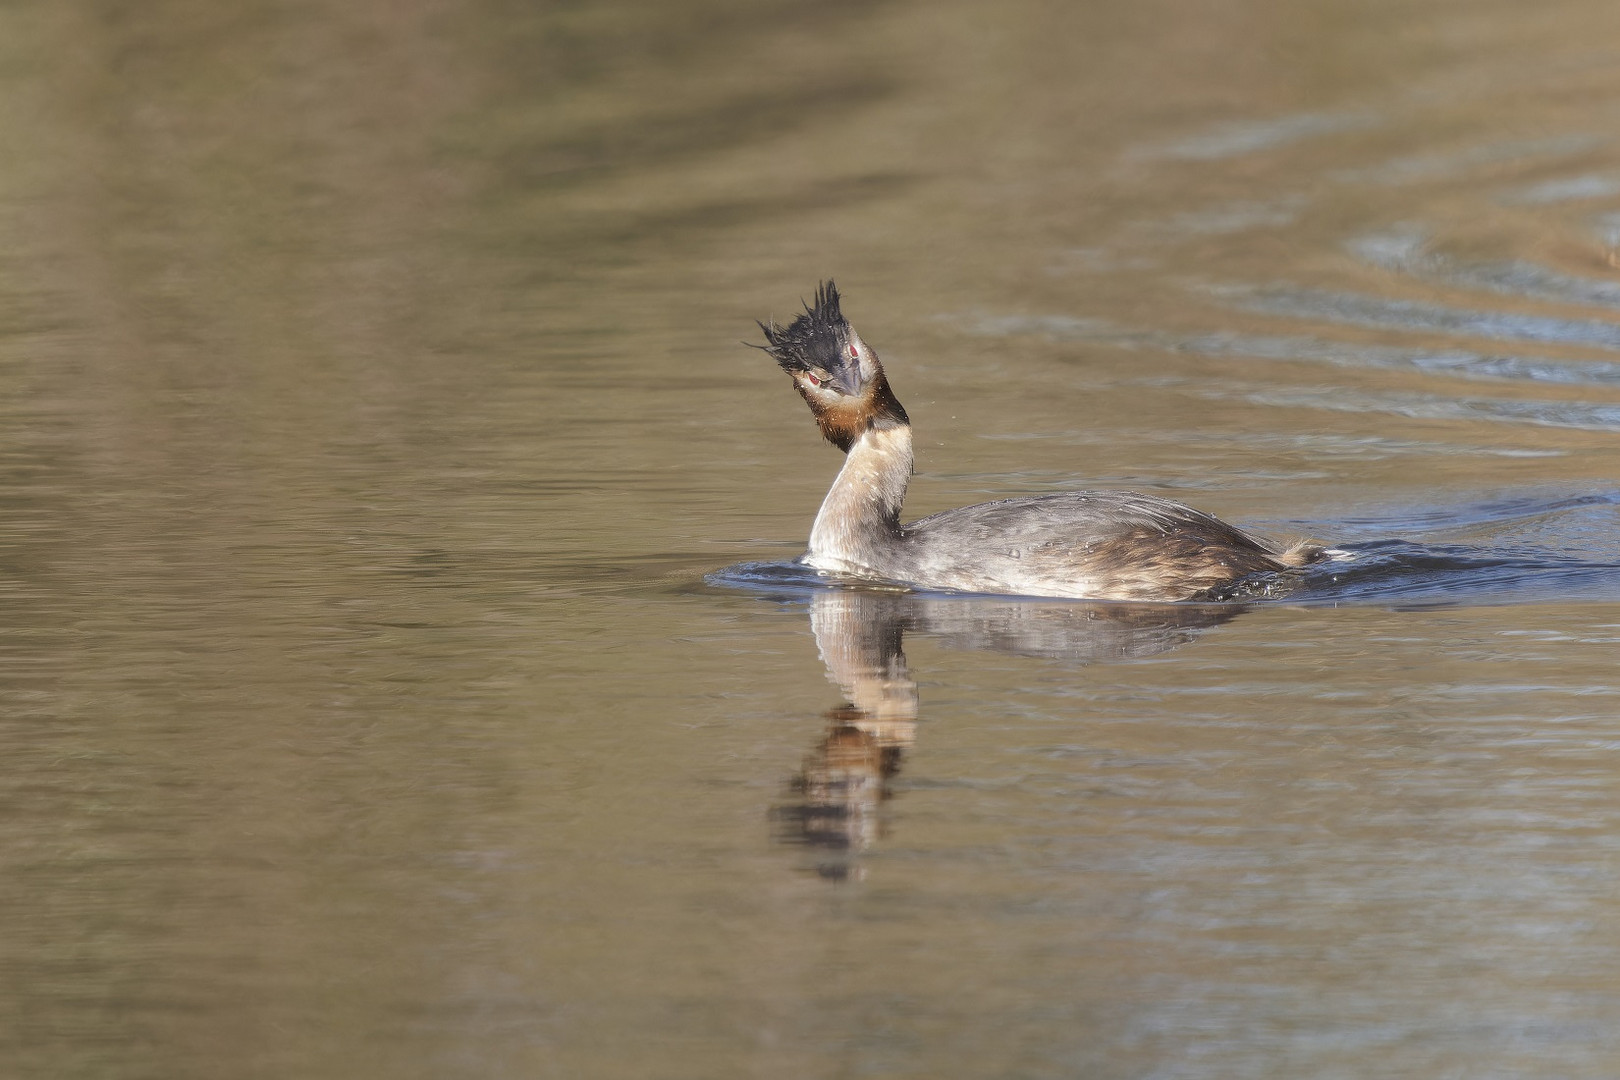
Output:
left=757, top=280, right=847, bottom=374
left=752, top=280, right=908, bottom=451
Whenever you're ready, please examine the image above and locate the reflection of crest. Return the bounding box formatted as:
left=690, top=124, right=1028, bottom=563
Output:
left=772, top=589, right=1247, bottom=879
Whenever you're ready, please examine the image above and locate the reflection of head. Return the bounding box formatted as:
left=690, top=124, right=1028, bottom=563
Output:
left=772, top=704, right=904, bottom=870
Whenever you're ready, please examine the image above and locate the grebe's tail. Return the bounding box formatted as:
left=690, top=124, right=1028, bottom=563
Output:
left=1274, top=539, right=1332, bottom=567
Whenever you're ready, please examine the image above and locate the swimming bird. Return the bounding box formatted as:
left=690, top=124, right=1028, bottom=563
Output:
left=756, top=281, right=1323, bottom=601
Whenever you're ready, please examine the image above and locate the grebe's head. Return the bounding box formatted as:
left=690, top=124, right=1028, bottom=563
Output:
left=757, top=280, right=908, bottom=451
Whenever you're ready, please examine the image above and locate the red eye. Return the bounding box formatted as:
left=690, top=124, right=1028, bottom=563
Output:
left=849, top=345, right=858, bottom=358
left=806, top=373, right=822, bottom=387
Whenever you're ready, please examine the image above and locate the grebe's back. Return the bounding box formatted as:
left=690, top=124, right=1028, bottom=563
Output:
left=899, top=490, right=1321, bottom=601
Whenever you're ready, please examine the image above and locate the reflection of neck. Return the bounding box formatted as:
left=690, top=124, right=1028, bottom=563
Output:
left=807, top=424, right=913, bottom=575
left=810, top=591, right=918, bottom=730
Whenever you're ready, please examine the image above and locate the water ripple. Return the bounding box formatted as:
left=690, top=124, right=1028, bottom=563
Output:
left=1205, top=381, right=1620, bottom=432
left=1348, top=228, right=1620, bottom=311
left=1182, top=330, right=1620, bottom=388
left=1293, top=541, right=1620, bottom=608
left=962, top=311, right=1620, bottom=391
left=1215, top=284, right=1620, bottom=352
left=1333, top=133, right=1605, bottom=186
left=1501, top=174, right=1620, bottom=206
left=1139, top=110, right=1377, bottom=161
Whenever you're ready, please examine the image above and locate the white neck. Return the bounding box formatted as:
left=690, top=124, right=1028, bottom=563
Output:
left=805, top=424, right=913, bottom=575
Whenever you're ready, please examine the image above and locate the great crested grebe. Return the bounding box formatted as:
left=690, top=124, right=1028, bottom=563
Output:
left=755, top=281, right=1325, bottom=602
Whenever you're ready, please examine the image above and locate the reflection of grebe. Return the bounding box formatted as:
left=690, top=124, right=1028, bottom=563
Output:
left=772, top=590, right=1242, bottom=874
left=757, top=282, right=1325, bottom=602
left=773, top=593, right=918, bottom=875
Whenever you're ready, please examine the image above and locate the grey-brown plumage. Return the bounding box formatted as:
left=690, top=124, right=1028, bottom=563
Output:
left=756, top=281, right=1324, bottom=601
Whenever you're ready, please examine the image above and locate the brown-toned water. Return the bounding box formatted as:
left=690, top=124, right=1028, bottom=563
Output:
left=7, top=1, right=1620, bottom=1076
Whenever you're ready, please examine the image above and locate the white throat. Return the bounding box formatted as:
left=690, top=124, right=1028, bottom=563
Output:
left=805, top=424, right=914, bottom=576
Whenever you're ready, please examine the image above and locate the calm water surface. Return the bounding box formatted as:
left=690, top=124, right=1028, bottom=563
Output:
left=6, top=1, right=1620, bottom=1076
